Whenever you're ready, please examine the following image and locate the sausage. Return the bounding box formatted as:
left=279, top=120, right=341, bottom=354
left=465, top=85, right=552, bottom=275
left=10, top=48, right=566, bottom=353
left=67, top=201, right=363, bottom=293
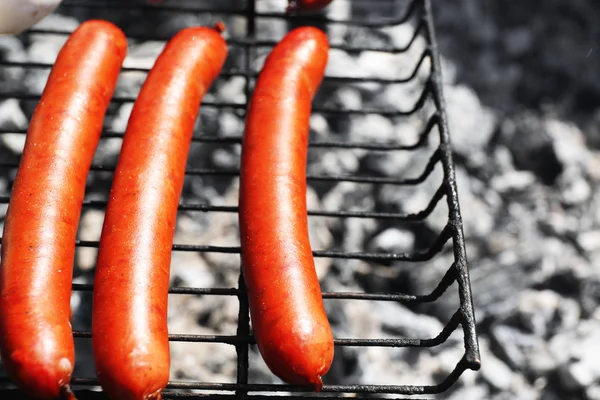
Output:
left=91, top=25, right=227, bottom=400
left=0, top=20, right=127, bottom=400
left=238, top=27, right=333, bottom=391
left=287, top=0, right=334, bottom=13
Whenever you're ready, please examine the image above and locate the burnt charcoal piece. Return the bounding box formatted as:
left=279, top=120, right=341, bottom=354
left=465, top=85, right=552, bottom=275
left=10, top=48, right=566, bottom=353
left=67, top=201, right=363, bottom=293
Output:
left=499, top=112, right=563, bottom=185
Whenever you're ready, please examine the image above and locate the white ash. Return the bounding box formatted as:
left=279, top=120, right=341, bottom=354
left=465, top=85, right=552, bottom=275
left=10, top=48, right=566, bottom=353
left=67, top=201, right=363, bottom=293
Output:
left=215, top=76, right=246, bottom=105
left=75, top=210, right=105, bottom=271
left=370, top=228, right=415, bottom=254
left=445, top=84, right=497, bottom=160
left=325, top=0, right=351, bottom=44
left=218, top=112, right=245, bottom=137
left=0, top=99, right=27, bottom=153
left=0, top=36, right=26, bottom=93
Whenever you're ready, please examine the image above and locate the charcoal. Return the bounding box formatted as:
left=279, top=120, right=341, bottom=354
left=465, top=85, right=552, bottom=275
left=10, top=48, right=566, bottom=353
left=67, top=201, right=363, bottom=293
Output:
left=248, top=347, right=283, bottom=385
left=351, top=0, right=406, bottom=21
left=170, top=251, right=215, bottom=290
left=446, top=385, right=489, bottom=400
left=490, top=170, right=536, bottom=193
left=75, top=210, right=104, bottom=272
left=549, top=318, right=600, bottom=390
left=344, top=26, right=393, bottom=52
left=468, top=258, right=532, bottom=321
left=369, top=228, right=415, bottom=254
left=218, top=112, right=244, bottom=138
left=501, top=27, right=534, bottom=58
left=375, top=301, right=444, bottom=339
left=375, top=79, right=431, bottom=114
left=308, top=148, right=361, bottom=179
left=322, top=1, right=351, bottom=46
left=499, top=113, right=563, bottom=185
left=0, top=99, right=27, bottom=154
left=533, top=270, right=582, bottom=299
left=362, top=146, right=430, bottom=181
left=445, top=84, right=497, bottom=161
left=560, top=171, right=592, bottom=207
left=328, top=86, right=362, bottom=112
left=349, top=114, right=394, bottom=143
left=585, top=110, right=600, bottom=149
left=490, top=324, right=555, bottom=375
left=587, top=385, right=600, bottom=400
left=0, top=36, right=26, bottom=93
left=216, top=76, right=246, bottom=105
left=168, top=295, right=239, bottom=383
left=324, top=296, right=365, bottom=384
left=508, top=290, right=581, bottom=338
left=479, top=339, right=518, bottom=392
left=325, top=48, right=358, bottom=79
left=559, top=361, right=597, bottom=390
left=580, top=278, right=600, bottom=317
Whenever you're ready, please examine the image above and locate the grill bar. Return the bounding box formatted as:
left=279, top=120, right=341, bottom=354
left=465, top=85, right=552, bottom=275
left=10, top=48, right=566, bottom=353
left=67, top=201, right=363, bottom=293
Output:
left=56, top=0, right=422, bottom=29
left=70, top=309, right=461, bottom=348
left=0, top=84, right=431, bottom=116
left=0, top=392, right=437, bottom=400
left=234, top=2, right=256, bottom=399
left=0, top=194, right=443, bottom=222
left=24, top=23, right=425, bottom=53
left=0, top=144, right=441, bottom=185
left=71, top=261, right=458, bottom=302
left=0, top=106, right=437, bottom=151
left=422, top=0, right=481, bottom=371
left=0, top=225, right=452, bottom=262
left=0, top=44, right=431, bottom=85
left=0, top=359, right=469, bottom=395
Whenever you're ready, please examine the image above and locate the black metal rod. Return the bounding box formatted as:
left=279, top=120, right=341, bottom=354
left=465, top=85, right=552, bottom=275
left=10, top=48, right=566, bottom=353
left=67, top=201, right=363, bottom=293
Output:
left=0, top=60, right=430, bottom=85
left=419, top=262, right=459, bottom=302
left=22, top=29, right=420, bottom=54
left=235, top=1, right=256, bottom=398
left=422, top=0, right=481, bottom=371
left=70, top=330, right=461, bottom=349
left=0, top=390, right=438, bottom=400
left=0, top=195, right=441, bottom=221
left=0, top=225, right=451, bottom=261
left=0, top=94, right=427, bottom=118
left=57, top=0, right=422, bottom=29
left=0, top=110, right=434, bottom=152
left=0, top=160, right=441, bottom=186
left=70, top=282, right=458, bottom=304
left=0, top=377, right=464, bottom=395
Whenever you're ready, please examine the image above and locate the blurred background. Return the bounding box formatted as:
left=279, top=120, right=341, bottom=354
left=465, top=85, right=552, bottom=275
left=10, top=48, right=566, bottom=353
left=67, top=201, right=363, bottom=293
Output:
left=0, top=0, right=598, bottom=399
left=434, top=1, right=600, bottom=399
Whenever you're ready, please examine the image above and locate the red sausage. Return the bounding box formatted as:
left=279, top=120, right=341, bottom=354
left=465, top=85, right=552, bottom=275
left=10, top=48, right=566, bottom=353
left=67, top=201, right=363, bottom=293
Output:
left=287, top=0, right=334, bottom=13
left=92, top=25, right=227, bottom=400
left=0, top=20, right=127, bottom=400
left=238, top=27, right=333, bottom=391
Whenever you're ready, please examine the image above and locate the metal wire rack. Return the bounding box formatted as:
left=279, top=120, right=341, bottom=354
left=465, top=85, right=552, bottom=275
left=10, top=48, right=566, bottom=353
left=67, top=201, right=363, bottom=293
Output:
left=0, top=0, right=480, bottom=398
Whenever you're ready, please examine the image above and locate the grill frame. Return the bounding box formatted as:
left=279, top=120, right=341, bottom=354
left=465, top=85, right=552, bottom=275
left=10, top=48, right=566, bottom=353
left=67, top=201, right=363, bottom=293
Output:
left=0, top=0, right=480, bottom=398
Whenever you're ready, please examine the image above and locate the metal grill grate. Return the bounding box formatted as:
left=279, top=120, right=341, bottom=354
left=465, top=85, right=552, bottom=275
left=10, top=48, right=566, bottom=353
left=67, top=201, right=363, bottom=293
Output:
left=0, top=0, right=480, bottom=398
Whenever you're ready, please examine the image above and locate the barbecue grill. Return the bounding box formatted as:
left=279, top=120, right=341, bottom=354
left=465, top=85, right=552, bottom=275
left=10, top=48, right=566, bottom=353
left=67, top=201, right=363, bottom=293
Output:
left=0, top=0, right=480, bottom=398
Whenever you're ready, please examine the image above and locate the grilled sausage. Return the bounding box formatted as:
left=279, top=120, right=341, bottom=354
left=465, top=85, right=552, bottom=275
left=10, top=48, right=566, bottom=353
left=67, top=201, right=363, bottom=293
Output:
left=238, top=27, right=333, bottom=391
left=287, top=0, right=334, bottom=13
left=0, top=20, right=127, bottom=400
left=92, top=25, right=227, bottom=400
